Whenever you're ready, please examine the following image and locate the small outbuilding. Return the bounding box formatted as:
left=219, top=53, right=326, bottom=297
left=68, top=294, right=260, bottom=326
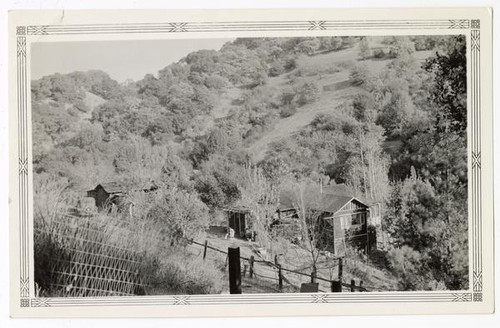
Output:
left=86, top=182, right=125, bottom=209
left=86, top=181, right=158, bottom=211
left=224, top=206, right=250, bottom=239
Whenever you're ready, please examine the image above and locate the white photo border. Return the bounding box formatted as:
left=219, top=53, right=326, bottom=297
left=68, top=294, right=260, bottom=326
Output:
left=9, top=10, right=493, bottom=316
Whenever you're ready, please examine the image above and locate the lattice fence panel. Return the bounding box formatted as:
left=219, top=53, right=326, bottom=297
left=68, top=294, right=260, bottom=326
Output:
left=48, top=213, right=147, bottom=297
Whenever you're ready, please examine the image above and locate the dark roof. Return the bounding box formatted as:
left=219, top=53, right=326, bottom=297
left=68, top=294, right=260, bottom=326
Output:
left=88, top=181, right=159, bottom=194
left=224, top=205, right=251, bottom=213
left=96, top=182, right=124, bottom=194
left=278, top=184, right=368, bottom=215
left=321, top=183, right=381, bottom=206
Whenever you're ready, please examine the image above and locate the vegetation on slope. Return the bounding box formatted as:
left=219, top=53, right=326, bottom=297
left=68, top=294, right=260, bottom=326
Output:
left=32, top=35, right=467, bottom=293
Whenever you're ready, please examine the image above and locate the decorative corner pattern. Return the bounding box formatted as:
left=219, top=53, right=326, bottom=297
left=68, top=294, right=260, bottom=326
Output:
left=473, top=271, right=483, bottom=292
left=20, top=278, right=30, bottom=298
left=31, top=298, right=51, bottom=307
left=471, top=30, right=480, bottom=51
left=19, top=158, right=28, bottom=175
left=449, top=20, right=469, bottom=29
left=452, top=293, right=472, bottom=302
left=312, top=294, right=328, bottom=303
left=16, top=26, right=26, bottom=35
left=27, top=25, right=48, bottom=35
left=471, top=19, right=480, bottom=29
left=471, top=152, right=481, bottom=169
left=309, top=21, right=326, bottom=30
left=169, top=23, right=188, bottom=32
left=20, top=299, right=30, bottom=307
left=17, top=37, right=26, bottom=58
left=173, top=296, right=191, bottom=305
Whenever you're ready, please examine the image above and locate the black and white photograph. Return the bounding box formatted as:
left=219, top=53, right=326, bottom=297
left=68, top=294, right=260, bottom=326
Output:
left=7, top=7, right=494, bottom=317
left=30, top=34, right=469, bottom=296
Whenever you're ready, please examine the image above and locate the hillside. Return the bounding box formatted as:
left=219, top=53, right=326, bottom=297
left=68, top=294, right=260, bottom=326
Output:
left=32, top=35, right=468, bottom=294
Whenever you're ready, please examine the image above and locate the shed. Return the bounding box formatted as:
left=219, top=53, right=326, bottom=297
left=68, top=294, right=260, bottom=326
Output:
left=86, top=182, right=125, bottom=209
left=224, top=206, right=249, bottom=238
left=86, top=181, right=158, bottom=211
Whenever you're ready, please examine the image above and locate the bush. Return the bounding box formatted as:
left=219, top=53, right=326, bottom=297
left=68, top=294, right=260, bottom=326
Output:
left=358, top=37, right=371, bottom=60
left=341, top=36, right=357, bottom=48
left=269, top=60, right=285, bottom=77
left=295, top=81, right=321, bottom=106
left=204, top=74, right=227, bottom=89
left=349, top=64, right=373, bottom=86
left=372, top=48, right=386, bottom=58
left=280, top=105, right=298, bottom=118
left=386, top=246, right=446, bottom=291
left=388, top=37, right=416, bottom=59
left=284, top=57, right=297, bottom=71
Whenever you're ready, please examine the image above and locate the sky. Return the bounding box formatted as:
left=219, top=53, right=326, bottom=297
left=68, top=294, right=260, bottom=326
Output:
left=31, top=38, right=233, bottom=82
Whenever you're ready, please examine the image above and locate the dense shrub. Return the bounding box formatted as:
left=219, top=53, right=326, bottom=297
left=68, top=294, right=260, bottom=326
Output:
left=295, top=81, right=321, bottom=106
left=372, top=48, right=386, bottom=58
left=284, top=57, right=297, bottom=71
left=269, top=60, right=285, bottom=77
left=349, top=64, right=373, bottom=86
left=388, top=37, right=416, bottom=59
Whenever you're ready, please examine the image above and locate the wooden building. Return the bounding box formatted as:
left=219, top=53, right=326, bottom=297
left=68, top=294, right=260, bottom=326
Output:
left=86, top=181, right=158, bottom=211
left=277, top=184, right=382, bottom=256
left=223, top=184, right=383, bottom=253
left=86, top=182, right=125, bottom=209
left=224, top=206, right=249, bottom=238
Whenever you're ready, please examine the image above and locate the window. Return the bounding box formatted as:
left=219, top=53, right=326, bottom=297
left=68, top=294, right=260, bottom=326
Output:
left=351, top=213, right=366, bottom=226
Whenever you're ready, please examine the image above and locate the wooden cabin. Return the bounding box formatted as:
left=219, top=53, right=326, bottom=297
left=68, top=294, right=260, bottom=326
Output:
left=86, top=181, right=158, bottom=211
left=278, top=184, right=381, bottom=256
left=86, top=182, right=125, bottom=209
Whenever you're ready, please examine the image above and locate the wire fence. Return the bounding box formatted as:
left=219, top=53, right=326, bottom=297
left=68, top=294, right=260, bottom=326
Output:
left=188, top=239, right=369, bottom=293
left=38, top=208, right=373, bottom=297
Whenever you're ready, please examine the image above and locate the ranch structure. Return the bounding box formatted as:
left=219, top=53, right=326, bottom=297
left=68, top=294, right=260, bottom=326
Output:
left=225, top=184, right=384, bottom=256
left=86, top=181, right=158, bottom=211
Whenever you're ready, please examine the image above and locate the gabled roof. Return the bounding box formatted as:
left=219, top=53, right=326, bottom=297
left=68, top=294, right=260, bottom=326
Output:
left=94, top=182, right=125, bottom=194
left=88, top=181, right=159, bottom=194
left=321, top=183, right=381, bottom=207
left=278, top=184, right=369, bottom=215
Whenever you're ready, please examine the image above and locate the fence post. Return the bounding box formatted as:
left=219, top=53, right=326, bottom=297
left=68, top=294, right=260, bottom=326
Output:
left=331, top=280, right=342, bottom=292
left=350, top=279, right=355, bottom=292
left=203, top=240, right=208, bottom=260
left=310, top=267, right=317, bottom=283
left=242, top=263, right=247, bottom=277
left=338, top=258, right=343, bottom=282
left=228, top=247, right=242, bottom=294
left=278, top=264, right=283, bottom=290
left=359, top=280, right=364, bottom=291
left=249, top=255, right=254, bottom=278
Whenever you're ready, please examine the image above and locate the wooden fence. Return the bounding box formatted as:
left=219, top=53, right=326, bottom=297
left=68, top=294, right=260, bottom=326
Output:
left=189, top=239, right=368, bottom=294
left=39, top=211, right=147, bottom=297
